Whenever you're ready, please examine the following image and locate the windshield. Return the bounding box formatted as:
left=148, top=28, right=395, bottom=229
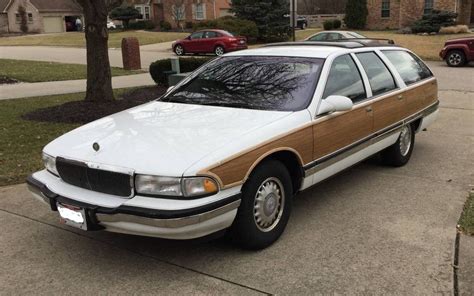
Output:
left=161, top=56, right=324, bottom=111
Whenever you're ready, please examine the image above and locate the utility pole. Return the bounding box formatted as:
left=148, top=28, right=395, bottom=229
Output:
left=290, top=0, right=297, bottom=41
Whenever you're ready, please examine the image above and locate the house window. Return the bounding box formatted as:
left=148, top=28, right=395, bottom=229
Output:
left=195, top=3, right=204, bottom=20
left=28, top=13, right=33, bottom=23
left=135, top=5, right=151, bottom=20
left=424, top=0, right=434, bottom=15
left=15, top=13, right=21, bottom=23
left=381, top=0, right=390, bottom=18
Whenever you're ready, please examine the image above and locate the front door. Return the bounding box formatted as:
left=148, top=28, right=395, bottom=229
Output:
left=311, top=54, right=373, bottom=180
left=185, top=31, right=205, bottom=52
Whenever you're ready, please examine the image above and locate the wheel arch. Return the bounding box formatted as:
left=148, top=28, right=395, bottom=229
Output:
left=243, top=148, right=304, bottom=194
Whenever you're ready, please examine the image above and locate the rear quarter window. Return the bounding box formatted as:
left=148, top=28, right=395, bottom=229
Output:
left=382, top=50, right=433, bottom=85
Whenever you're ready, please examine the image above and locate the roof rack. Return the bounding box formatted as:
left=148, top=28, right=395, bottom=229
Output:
left=263, top=38, right=398, bottom=49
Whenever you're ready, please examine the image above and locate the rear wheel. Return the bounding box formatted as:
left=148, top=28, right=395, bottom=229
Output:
left=174, top=44, right=184, bottom=56
left=214, top=45, right=225, bottom=56
left=230, top=160, right=293, bottom=249
left=300, top=22, right=307, bottom=30
left=381, top=124, right=415, bottom=167
left=446, top=50, right=466, bottom=67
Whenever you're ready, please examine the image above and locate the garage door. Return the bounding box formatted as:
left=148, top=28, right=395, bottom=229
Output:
left=43, top=16, right=64, bottom=33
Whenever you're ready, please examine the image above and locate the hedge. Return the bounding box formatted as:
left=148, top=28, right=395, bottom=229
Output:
left=128, top=20, right=155, bottom=30
left=149, top=57, right=214, bottom=86
left=411, top=10, right=457, bottom=33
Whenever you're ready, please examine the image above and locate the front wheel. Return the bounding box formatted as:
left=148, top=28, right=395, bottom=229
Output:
left=446, top=50, right=466, bottom=67
left=174, top=44, right=184, bottom=56
left=381, top=124, right=415, bottom=167
left=230, top=160, right=293, bottom=249
left=214, top=45, right=225, bottom=56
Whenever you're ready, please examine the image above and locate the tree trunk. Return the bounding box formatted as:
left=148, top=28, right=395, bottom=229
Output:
left=78, top=0, right=115, bottom=102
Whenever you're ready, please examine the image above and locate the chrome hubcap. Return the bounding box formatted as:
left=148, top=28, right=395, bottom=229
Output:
left=175, top=46, right=183, bottom=55
left=253, top=177, right=285, bottom=232
left=215, top=47, right=224, bottom=56
left=448, top=53, right=461, bottom=65
left=399, top=125, right=412, bottom=156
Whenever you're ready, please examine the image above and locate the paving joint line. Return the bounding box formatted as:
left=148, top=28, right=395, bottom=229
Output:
left=0, top=208, right=272, bottom=296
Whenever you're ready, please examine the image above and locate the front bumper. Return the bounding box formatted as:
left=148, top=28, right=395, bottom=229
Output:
left=26, top=174, right=241, bottom=240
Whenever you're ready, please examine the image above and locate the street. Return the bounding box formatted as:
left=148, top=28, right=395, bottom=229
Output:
left=0, top=62, right=473, bottom=295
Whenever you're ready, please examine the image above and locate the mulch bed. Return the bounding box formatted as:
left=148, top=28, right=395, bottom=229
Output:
left=0, top=76, right=20, bottom=85
left=22, top=85, right=166, bottom=124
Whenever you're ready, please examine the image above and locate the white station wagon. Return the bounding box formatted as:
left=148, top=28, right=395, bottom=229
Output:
left=28, top=41, right=439, bottom=249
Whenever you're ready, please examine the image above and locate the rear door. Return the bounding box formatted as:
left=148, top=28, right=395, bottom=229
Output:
left=203, top=31, right=219, bottom=52
left=353, top=51, right=401, bottom=132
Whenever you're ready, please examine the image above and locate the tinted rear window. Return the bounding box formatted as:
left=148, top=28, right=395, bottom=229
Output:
left=382, top=50, right=433, bottom=85
left=356, top=52, right=397, bottom=96
left=162, top=56, right=324, bottom=111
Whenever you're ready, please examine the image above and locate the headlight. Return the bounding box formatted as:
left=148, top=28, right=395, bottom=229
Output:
left=42, top=152, right=59, bottom=176
left=135, top=175, right=219, bottom=198
left=135, top=175, right=182, bottom=196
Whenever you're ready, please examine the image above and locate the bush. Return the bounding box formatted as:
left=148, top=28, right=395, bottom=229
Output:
left=323, top=20, right=334, bottom=30
left=439, top=24, right=470, bottom=34
left=110, top=6, right=141, bottom=29
left=333, top=19, right=342, bottom=29
left=128, top=20, right=155, bottom=30
left=159, top=20, right=172, bottom=31
left=193, top=17, right=258, bottom=42
left=411, top=10, right=458, bottom=33
left=344, top=0, right=368, bottom=29
left=149, top=57, right=214, bottom=86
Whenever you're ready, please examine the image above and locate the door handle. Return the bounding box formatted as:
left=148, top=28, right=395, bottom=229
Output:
left=365, top=106, right=372, bottom=112
left=397, top=95, right=403, bottom=100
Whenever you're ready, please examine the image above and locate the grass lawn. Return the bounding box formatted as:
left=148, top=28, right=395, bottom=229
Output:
left=0, top=90, right=131, bottom=186
left=0, top=59, right=143, bottom=82
left=458, top=191, right=474, bottom=235
left=0, top=31, right=188, bottom=48
left=296, top=28, right=474, bottom=60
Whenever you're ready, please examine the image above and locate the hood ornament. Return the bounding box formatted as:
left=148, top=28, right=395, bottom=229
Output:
left=92, top=142, right=100, bottom=152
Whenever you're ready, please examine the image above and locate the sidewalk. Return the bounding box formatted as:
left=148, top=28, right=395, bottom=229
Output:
left=0, top=73, right=155, bottom=100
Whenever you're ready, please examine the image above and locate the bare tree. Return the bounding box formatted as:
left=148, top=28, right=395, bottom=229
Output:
left=75, top=0, right=122, bottom=102
left=171, top=0, right=186, bottom=29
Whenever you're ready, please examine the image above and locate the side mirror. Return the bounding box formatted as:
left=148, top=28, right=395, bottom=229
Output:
left=187, top=36, right=191, bottom=40
left=317, top=95, right=353, bottom=116
left=167, top=86, right=174, bottom=93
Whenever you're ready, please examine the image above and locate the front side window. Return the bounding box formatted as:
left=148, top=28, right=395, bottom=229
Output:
left=162, top=56, right=324, bottom=111
left=205, top=31, right=218, bottom=38
left=381, top=0, right=390, bottom=18
left=327, top=33, right=342, bottom=40
left=309, top=33, right=327, bottom=41
left=190, top=31, right=204, bottom=39
left=356, top=52, right=397, bottom=96
left=424, top=0, right=434, bottom=15
left=323, top=55, right=366, bottom=103
left=382, top=50, right=433, bottom=85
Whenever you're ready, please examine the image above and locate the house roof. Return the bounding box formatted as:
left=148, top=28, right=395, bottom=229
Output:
left=30, top=0, right=82, bottom=13
left=0, top=0, right=11, bottom=13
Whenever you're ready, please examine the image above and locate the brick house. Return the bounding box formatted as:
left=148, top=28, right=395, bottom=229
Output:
left=125, top=0, right=232, bottom=28
left=366, top=0, right=474, bottom=29
left=0, top=0, right=82, bottom=34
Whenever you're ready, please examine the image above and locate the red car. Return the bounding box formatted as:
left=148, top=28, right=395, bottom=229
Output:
left=439, top=37, right=474, bottom=67
left=172, top=29, right=247, bottom=56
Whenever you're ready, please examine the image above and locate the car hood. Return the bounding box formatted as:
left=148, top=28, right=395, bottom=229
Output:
left=445, top=37, right=474, bottom=45
left=44, top=101, right=292, bottom=176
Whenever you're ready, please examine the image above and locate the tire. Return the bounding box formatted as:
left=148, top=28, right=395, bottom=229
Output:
left=446, top=50, right=466, bottom=67
left=300, top=23, right=307, bottom=30
left=174, top=44, right=185, bottom=56
left=230, top=160, right=293, bottom=250
left=381, top=124, right=415, bottom=167
left=214, top=45, right=225, bottom=56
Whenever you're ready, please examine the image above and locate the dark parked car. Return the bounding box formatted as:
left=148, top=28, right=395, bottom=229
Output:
left=172, top=29, right=247, bottom=56
left=284, top=15, right=308, bottom=29
left=439, top=37, right=474, bottom=67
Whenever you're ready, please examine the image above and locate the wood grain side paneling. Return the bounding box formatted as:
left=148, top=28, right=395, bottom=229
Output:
left=372, top=93, right=405, bottom=131
left=206, top=126, right=314, bottom=187
left=313, top=106, right=373, bottom=159
left=404, top=79, right=438, bottom=117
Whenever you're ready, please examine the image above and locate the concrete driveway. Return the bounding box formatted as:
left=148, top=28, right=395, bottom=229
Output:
left=0, top=62, right=473, bottom=295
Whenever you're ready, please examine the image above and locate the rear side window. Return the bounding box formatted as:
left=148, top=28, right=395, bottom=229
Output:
left=327, top=33, right=342, bottom=40
left=309, top=33, right=327, bottom=41
left=382, top=50, right=433, bottom=85
left=205, top=31, right=218, bottom=38
left=356, top=52, right=397, bottom=96
left=323, top=54, right=366, bottom=103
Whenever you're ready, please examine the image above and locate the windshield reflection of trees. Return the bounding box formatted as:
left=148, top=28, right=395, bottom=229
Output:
left=164, top=57, right=320, bottom=111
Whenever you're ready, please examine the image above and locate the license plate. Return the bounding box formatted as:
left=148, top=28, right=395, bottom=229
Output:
left=57, top=203, right=88, bottom=230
